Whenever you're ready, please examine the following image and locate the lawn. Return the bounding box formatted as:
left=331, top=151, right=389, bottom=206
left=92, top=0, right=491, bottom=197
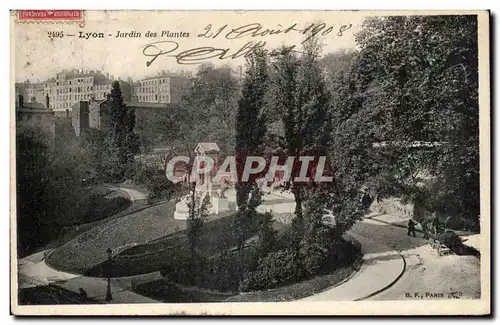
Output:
left=47, top=185, right=132, bottom=227
left=132, top=280, right=235, bottom=303
left=18, top=286, right=102, bottom=305
left=84, top=211, right=266, bottom=278
left=46, top=200, right=183, bottom=274
left=18, top=186, right=132, bottom=258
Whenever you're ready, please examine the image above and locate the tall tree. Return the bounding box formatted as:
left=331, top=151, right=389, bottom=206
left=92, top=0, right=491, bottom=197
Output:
left=105, top=81, right=139, bottom=180
left=268, top=37, right=331, bottom=224
left=234, top=49, right=268, bottom=268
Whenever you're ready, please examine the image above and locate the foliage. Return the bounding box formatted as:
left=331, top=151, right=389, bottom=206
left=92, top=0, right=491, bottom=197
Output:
left=134, top=110, right=156, bottom=154
left=79, top=128, right=107, bottom=183
left=186, top=192, right=211, bottom=254
left=268, top=37, right=332, bottom=222
left=160, top=246, right=204, bottom=285
left=233, top=186, right=262, bottom=241
left=80, top=195, right=130, bottom=225
left=129, top=160, right=157, bottom=185
left=299, top=187, right=333, bottom=275
left=436, top=230, right=463, bottom=250
left=320, top=49, right=358, bottom=83
left=235, top=50, right=268, bottom=160
left=234, top=50, right=269, bottom=273
left=353, top=16, right=479, bottom=226
left=16, top=122, right=89, bottom=255
left=227, top=250, right=361, bottom=302
left=146, top=172, right=175, bottom=200
left=255, top=212, right=277, bottom=257
left=239, top=249, right=299, bottom=292
left=105, top=81, right=140, bottom=181
left=158, top=65, right=240, bottom=159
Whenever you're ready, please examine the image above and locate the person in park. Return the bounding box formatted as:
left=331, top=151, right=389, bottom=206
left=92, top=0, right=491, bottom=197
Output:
left=432, top=214, right=441, bottom=235
left=407, top=219, right=416, bottom=237
left=422, top=219, right=430, bottom=240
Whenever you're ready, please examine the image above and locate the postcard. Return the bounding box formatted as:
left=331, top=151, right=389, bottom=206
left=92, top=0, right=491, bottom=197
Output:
left=10, top=9, right=490, bottom=316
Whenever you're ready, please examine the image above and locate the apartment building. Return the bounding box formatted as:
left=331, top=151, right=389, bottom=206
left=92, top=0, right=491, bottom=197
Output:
left=20, top=70, right=121, bottom=115
left=133, top=71, right=191, bottom=104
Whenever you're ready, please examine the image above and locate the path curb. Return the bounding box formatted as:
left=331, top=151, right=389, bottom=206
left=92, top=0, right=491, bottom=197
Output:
left=350, top=231, right=407, bottom=301
left=354, top=250, right=406, bottom=301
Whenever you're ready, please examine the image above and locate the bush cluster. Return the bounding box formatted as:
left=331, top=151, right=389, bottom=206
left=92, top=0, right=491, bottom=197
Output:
left=239, top=226, right=362, bottom=292
left=131, top=161, right=175, bottom=200
left=239, top=249, right=299, bottom=291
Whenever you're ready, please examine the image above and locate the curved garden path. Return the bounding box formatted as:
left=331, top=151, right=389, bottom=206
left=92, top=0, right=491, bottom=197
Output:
left=18, top=187, right=153, bottom=287
left=19, top=185, right=480, bottom=303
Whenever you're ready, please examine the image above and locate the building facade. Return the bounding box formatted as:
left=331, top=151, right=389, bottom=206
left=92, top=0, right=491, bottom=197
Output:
left=16, top=94, right=56, bottom=140
left=19, top=70, right=125, bottom=115
left=132, top=71, right=191, bottom=104
left=71, top=99, right=110, bottom=136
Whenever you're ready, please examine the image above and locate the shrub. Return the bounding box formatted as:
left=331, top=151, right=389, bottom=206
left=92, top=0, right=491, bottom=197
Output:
left=147, top=173, right=174, bottom=200
left=239, top=249, right=301, bottom=292
left=204, top=251, right=242, bottom=292
left=160, top=249, right=207, bottom=286
left=299, top=225, right=332, bottom=276
left=130, top=161, right=156, bottom=185
left=436, top=230, right=462, bottom=249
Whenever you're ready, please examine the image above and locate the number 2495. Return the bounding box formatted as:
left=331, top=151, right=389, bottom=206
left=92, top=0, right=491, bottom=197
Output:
left=47, top=31, right=64, bottom=39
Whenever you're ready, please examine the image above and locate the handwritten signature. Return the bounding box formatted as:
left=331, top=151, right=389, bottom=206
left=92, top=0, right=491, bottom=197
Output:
left=143, top=40, right=300, bottom=66
left=141, top=22, right=352, bottom=66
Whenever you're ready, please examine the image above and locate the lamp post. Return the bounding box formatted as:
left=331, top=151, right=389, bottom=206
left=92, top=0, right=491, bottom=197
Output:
left=105, top=247, right=113, bottom=301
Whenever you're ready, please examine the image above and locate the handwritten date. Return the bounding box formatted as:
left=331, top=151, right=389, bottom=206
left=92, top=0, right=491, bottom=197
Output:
left=197, top=22, right=352, bottom=44
left=142, top=22, right=352, bottom=67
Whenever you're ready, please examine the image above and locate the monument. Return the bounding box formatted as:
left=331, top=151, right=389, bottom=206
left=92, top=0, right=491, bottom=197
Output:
left=212, top=184, right=230, bottom=215
left=173, top=142, right=231, bottom=220
left=173, top=193, right=192, bottom=220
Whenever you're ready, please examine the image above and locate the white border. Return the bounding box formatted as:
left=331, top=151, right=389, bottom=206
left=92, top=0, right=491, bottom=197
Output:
left=3, top=1, right=498, bottom=323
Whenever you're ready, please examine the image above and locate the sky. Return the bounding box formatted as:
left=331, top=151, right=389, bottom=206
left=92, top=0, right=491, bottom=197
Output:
left=13, top=10, right=367, bottom=82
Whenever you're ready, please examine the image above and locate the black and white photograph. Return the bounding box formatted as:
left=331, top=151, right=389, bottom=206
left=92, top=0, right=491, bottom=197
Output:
left=10, top=10, right=490, bottom=315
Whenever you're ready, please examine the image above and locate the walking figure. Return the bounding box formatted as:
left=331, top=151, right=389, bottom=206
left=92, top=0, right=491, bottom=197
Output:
left=422, top=219, right=430, bottom=239
left=407, top=219, right=416, bottom=237
left=432, top=215, right=441, bottom=235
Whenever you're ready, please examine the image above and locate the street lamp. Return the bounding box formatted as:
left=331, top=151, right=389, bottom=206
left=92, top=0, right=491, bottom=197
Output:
left=106, top=247, right=113, bottom=301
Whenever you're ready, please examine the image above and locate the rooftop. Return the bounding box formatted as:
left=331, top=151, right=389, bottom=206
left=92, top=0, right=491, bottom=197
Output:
left=126, top=101, right=169, bottom=109
left=140, top=71, right=191, bottom=82
left=195, top=142, right=220, bottom=153
left=22, top=102, right=48, bottom=110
